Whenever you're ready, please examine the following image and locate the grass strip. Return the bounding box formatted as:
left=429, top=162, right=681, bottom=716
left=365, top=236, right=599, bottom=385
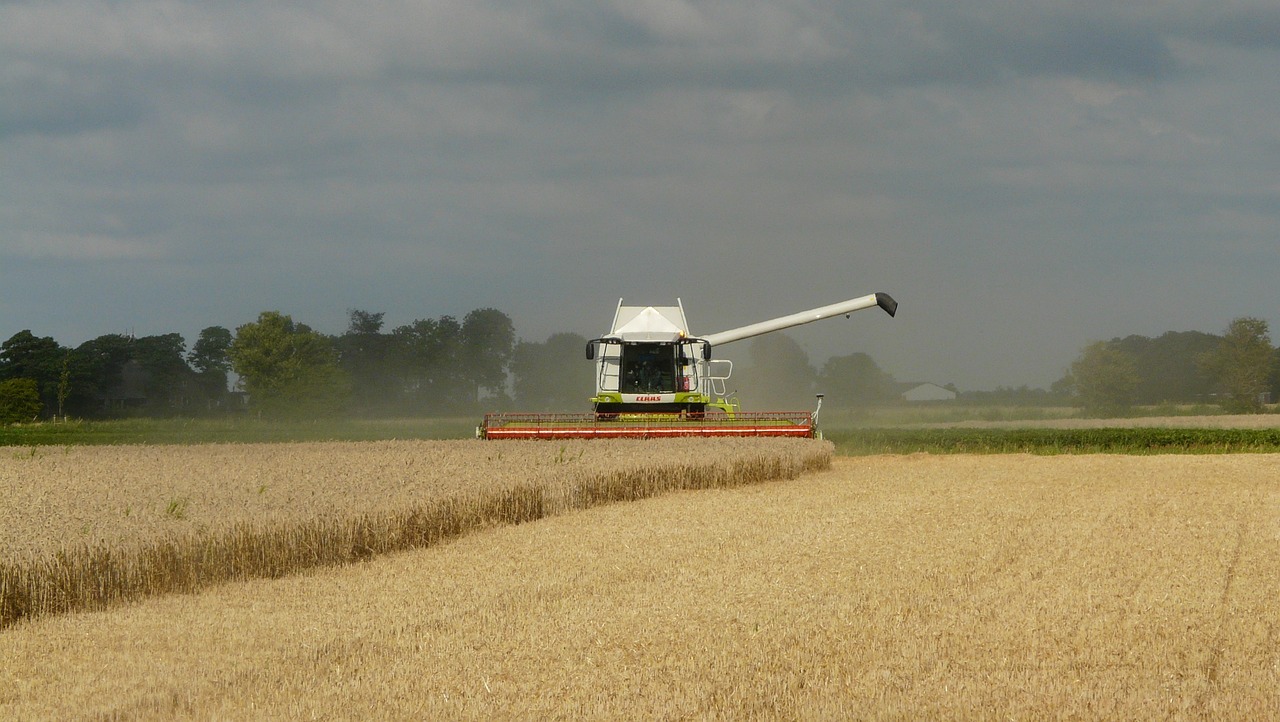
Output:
left=829, top=427, right=1280, bottom=455
left=0, top=417, right=477, bottom=446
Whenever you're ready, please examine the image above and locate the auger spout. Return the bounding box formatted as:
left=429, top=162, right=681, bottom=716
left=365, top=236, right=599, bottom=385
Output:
left=701, top=292, right=897, bottom=348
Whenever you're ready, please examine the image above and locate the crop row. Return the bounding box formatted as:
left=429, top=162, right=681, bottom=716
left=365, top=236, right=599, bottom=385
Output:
left=0, top=438, right=831, bottom=628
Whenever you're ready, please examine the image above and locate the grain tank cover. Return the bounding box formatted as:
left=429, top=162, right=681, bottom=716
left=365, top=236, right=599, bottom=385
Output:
left=608, top=302, right=690, bottom=342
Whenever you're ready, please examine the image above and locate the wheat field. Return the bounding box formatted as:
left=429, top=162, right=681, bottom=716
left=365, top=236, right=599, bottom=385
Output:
left=3, top=452, right=1278, bottom=719
left=1, top=438, right=827, bottom=557
left=1, top=438, right=830, bottom=628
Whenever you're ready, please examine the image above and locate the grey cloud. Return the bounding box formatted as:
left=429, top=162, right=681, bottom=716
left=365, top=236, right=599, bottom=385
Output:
left=881, top=8, right=1181, bottom=87
left=0, top=64, right=149, bottom=138
left=0, top=1, right=1202, bottom=139
left=4, top=0, right=1280, bottom=390
left=1191, top=7, right=1280, bottom=49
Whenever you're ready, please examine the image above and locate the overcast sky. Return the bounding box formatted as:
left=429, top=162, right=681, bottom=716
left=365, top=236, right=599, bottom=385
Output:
left=4, top=0, right=1278, bottom=391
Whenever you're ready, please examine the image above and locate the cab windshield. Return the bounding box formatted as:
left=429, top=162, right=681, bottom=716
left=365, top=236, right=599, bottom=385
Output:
left=620, top=343, right=676, bottom=394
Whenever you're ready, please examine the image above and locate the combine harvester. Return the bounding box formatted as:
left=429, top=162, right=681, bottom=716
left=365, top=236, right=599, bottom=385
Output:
left=480, top=292, right=897, bottom=440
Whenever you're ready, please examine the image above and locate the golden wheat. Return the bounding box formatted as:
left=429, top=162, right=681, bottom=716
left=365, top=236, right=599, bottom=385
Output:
left=0, top=438, right=831, bottom=627
left=3, top=453, right=1276, bottom=719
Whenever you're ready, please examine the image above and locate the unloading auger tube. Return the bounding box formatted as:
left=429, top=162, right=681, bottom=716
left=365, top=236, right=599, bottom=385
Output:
left=479, top=292, right=897, bottom=439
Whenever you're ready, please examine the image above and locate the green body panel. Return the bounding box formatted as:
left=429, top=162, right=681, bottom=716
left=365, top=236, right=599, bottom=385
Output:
left=590, top=392, right=711, bottom=405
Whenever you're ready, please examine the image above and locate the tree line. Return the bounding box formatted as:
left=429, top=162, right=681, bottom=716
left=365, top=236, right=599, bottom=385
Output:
left=0, top=308, right=534, bottom=421
left=2, top=309, right=1278, bottom=423
left=750, top=316, right=1280, bottom=414
left=1057, top=317, right=1280, bottom=415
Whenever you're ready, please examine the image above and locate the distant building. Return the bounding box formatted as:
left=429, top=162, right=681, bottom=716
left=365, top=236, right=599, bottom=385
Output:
left=900, top=382, right=957, bottom=402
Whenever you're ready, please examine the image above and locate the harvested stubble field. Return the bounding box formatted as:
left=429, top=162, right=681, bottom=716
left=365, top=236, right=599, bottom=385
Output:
left=903, top=413, right=1280, bottom=430
left=3, top=451, right=1279, bottom=719
left=1, top=438, right=830, bottom=628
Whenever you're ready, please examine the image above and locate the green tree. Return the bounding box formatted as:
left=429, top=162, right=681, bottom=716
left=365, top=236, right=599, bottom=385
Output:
left=66, top=334, right=134, bottom=416
left=1199, top=317, right=1273, bottom=413
left=0, top=330, right=66, bottom=416
left=56, top=355, right=71, bottom=419
left=510, top=333, right=594, bottom=411
left=1110, top=331, right=1220, bottom=404
left=0, top=378, right=42, bottom=424
left=189, top=326, right=233, bottom=407
left=1067, top=341, right=1141, bottom=416
left=133, top=333, right=194, bottom=412
left=229, top=311, right=350, bottom=416
left=816, top=352, right=895, bottom=407
left=391, top=316, right=466, bottom=413
left=461, top=308, right=515, bottom=405
left=1269, top=347, right=1280, bottom=403
left=336, top=310, right=398, bottom=415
